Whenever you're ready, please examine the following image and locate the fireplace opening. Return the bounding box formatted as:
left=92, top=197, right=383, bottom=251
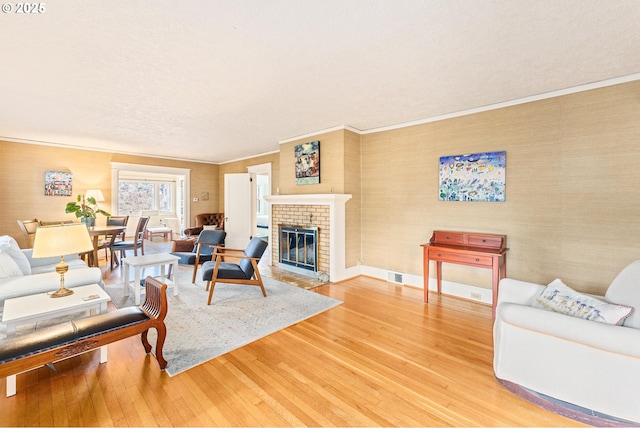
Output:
left=278, top=225, right=318, bottom=273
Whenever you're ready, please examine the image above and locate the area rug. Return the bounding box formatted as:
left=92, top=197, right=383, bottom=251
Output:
left=104, top=269, right=342, bottom=376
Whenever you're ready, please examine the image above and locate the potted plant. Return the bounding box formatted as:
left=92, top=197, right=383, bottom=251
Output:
left=65, top=194, right=111, bottom=226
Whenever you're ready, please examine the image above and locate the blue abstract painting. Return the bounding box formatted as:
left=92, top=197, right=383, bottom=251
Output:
left=439, top=151, right=506, bottom=202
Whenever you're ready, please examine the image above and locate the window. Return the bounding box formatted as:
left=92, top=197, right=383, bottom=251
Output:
left=118, top=180, right=175, bottom=215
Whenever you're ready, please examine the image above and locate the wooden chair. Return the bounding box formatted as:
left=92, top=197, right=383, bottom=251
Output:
left=201, top=237, right=268, bottom=305
left=100, top=216, right=129, bottom=268
left=170, top=229, right=226, bottom=283
left=16, top=219, right=39, bottom=248
left=110, top=216, right=149, bottom=264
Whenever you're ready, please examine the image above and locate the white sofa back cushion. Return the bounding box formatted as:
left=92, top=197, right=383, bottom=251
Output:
left=0, top=252, right=24, bottom=279
left=0, top=236, right=31, bottom=275
left=605, top=260, right=640, bottom=329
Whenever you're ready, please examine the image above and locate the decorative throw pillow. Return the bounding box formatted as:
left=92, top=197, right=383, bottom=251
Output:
left=202, top=225, right=217, bottom=230
left=532, top=278, right=633, bottom=325
left=0, top=235, right=31, bottom=276
left=0, top=251, right=24, bottom=279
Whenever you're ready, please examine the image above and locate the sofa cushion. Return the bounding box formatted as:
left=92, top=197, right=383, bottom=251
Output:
left=533, top=278, right=633, bottom=325
left=605, top=260, right=640, bottom=329
left=0, top=252, right=24, bottom=280
left=0, top=236, right=31, bottom=276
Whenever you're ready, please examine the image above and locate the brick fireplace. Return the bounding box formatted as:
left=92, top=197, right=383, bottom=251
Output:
left=265, top=194, right=352, bottom=282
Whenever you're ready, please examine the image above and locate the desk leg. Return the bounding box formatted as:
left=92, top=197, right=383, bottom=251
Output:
left=423, top=246, right=429, bottom=303
left=436, top=261, right=443, bottom=295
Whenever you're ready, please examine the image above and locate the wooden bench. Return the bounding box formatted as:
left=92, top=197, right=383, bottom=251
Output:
left=0, top=277, right=168, bottom=397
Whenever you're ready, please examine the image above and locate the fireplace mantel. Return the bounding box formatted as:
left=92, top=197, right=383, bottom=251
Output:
left=265, top=194, right=352, bottom=282
left=265, top=194, right=352, bottom=205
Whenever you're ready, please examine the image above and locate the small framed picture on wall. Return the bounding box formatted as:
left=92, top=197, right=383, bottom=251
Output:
left=44, top=170, right=73, bottom=196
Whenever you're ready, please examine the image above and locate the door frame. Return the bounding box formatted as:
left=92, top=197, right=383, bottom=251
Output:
left=247, top=162, right=272, bottom=265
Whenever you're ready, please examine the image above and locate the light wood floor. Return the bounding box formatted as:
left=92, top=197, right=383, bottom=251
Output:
left=0, top=239, right=582, bottom=426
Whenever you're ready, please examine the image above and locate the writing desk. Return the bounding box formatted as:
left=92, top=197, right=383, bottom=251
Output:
left=421, top=230, right=508, bottom=319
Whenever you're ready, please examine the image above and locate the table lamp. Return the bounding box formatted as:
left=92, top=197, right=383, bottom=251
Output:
left=85, top=189, right=105, bottom=203
left=32, top=224, right=94, bottom=298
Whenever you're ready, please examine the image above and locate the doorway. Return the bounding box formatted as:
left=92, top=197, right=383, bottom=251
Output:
left=248, top=163, right=272, bottom=264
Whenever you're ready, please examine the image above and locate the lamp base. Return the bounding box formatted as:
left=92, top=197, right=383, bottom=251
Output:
left=50, top=287, right=74, bottom=298
left=51, top=259, right=73, bottom=298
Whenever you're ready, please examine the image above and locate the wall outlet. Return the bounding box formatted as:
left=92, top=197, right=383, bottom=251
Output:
left=470, top=292, right=482, bottom=300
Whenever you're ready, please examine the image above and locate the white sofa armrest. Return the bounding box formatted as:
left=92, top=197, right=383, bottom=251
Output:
left=497, top=278, right=545, bottom=306
left=22, top=249, right=79, bottom=268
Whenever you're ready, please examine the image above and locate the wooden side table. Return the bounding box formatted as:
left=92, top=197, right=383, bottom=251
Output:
left=122, top=253, right=179, bottom=305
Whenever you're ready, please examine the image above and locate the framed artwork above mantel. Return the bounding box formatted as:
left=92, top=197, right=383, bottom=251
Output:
left=295, top=141, right=320, bottom=185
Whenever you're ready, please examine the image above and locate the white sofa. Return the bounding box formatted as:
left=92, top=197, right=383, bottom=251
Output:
left=0, top=236, right=103, bottom=304
left=494, top=261, right=640, bottom=424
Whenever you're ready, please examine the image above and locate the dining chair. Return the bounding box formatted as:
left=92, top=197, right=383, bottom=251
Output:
left=201, top=237, right=268, bottom=304
left=16, top=219, right=39, bottom=248
left=100, top=215, right=129, bottom=269
left=110, top=216, right=149, bottom=265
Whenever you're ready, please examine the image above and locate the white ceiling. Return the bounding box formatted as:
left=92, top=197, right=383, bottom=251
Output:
left=2, top=0, right=640, bottom=164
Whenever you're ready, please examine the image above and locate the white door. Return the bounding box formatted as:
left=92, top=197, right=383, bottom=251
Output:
left=224, top=173, right=254, bottom=249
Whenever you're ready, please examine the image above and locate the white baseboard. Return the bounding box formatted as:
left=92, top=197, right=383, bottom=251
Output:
left=349, top=265, right=493, bottom=305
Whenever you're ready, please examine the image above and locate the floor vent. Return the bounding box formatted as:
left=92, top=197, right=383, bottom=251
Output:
left=387, top=271, right=403, bottom=285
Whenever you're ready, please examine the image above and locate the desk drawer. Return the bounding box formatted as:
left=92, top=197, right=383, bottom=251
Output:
left=432, top=231, right=465, bottom=245
left=430, top=250, right=493, bottom=267
left=468, top=235, right=504, bottom=249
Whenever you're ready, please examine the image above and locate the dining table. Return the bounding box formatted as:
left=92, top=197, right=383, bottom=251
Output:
left=86, top=225, right=128, bottom=268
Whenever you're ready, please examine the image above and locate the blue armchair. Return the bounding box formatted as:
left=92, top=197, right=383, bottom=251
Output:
left=170, top=229, right=226, bottom=283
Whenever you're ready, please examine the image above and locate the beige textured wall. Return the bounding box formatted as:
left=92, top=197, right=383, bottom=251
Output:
left=343, top=129, right=362, bottom=268
left=0, top=142, right=219, bottom=248
left=361, top=81, right=640, bottom=295
left=279, top=129, right=346, bottom=194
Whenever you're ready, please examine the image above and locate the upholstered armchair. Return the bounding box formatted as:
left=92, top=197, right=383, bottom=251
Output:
left=183, top=213, right=224, bottom=237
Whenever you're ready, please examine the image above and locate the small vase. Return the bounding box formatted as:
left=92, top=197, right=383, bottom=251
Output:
left=82, top=217, right=96, bottom=227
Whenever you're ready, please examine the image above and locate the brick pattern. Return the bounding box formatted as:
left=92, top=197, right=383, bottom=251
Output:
left=271, top=204, right=330, bottom=278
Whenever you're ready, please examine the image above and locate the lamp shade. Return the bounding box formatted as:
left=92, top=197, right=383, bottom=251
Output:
left=85, top=189, right=105, bottom=202
left=32, top=224, right=94, bottom=258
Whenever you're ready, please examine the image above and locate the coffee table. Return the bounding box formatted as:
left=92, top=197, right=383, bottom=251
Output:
left=122, top=253, right=179, bottom=305
left=2, top=284, right=111, bottom=336
left=1, top=283, right=111, bottom=396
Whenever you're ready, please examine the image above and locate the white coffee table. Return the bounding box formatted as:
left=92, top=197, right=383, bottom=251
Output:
left=1, top=283, right=111, bottom=397
left=2, top=283, right=111, bottom=336
left=122, top=253, right=179, bottom=305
